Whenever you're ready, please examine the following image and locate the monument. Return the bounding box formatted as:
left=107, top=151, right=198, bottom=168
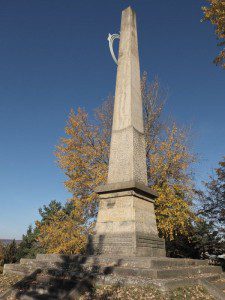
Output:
left=92, top=6, right=165, bottom=257
left=2, top=7, right=224, bottom=299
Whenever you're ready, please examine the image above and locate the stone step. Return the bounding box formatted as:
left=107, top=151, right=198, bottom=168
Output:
left=3, top=263, right=37, bottom=276
left=35, top=254, right=209, bottom=268
left=20, top=256, right=210, bottom=273
left=37, top=261, right=220, bottom=281
left=81, top=256, right=209, bottom=270
left=156, top=265, right=222, bottom=279
left=100, top=264, right=222, bottom=279
left=20, top=258, right=65, bottom=269
left=200, top=277, right=225, bottom=300
left=35, top=254, right=210, bottom=272
left=4, top=258, right=221, bottom=281
left=20, top=258, right=36, bottom=264
left=36, top=273, right=221, bottom=293
left=213, top=279, right=225, bottom=290
left=150, top=258, right=209, bottom=268
left=5, top=260, right=220, bottom=280
left=158, top=274, right=223, bottom=292
left=70, top=263, right=222, bottom=280
left=36, top=253, right=81, bottom=263
left=96, top=272, right=222, bottom=291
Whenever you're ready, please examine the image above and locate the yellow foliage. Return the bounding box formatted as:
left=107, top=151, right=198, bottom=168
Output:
left=202, top=0, right=225, bottom=68
left=37, top=100, right=113, bottom=254
left=148, top=123, right=197, bottom=239
left=36, top=209, right=88, bottom=254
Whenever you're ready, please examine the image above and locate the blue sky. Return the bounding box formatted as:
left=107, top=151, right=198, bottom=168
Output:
left=0, top=0, right=224, bottom=239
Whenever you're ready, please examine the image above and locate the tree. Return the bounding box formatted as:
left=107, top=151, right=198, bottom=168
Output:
left=199, top=156, right=225, bottom=238
left=38, top=200, right=62, bottom=225
left=36, top=202, right=88, bottom=254
left=166, top=220, right=224, bottom=258
left=191, top=220, right=224, bottom=255
left=38, top=74, right=196, bottom=254
left=17, top=200, right=71, bottom=257
left=202, top=0, right=225, bottom=68
left=148, top=124, right=196, bottom=239
left=16, top=225, right=41, bottom=260
left=0, top=242, right=5, bottom=266
left=4, top=240, right=17, bottom=264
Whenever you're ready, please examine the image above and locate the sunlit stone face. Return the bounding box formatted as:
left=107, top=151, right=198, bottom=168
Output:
left=93, top=7, right=165, bottom=257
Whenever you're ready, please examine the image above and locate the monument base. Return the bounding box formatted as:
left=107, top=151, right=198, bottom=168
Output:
left=91, top=233, right=165, bottom=257
left=3, top=253, right=223, bottom=298
left=93, top=181, right=166, bottom=257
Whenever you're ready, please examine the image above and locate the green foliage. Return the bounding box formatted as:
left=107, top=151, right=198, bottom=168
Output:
left=0, top=242, right=4, bottom=266
left=198, top=156, right=225, bottom=239
left=38, top=200, right=62, bottom=225
left=16, top=200, right=66, bottom=259
left=191, top=220, right=224, bottom=255
left=188, top=156, right=225, bottom=256
left=16, top=225, right=42, bottom=260
left=4, top=240, right=17, bottom=264
left=166, top=220, right=224, bottom=258
left=36, top=200, right=88, bottom=254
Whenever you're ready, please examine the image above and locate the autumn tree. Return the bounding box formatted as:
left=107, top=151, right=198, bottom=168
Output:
left=37, top=200, right=88, bottom=254
left=148, top=124, right=196, bottom=239
left=38, top=73, right=197, bottom=253
left=16, top=200, right=77, bottom=258
left=202, top=0, right=225, bottom=68
left=141, top=73, right=196, bottom=239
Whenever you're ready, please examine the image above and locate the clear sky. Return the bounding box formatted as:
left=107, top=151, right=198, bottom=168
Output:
left=0, top=0, right=224, bottom=239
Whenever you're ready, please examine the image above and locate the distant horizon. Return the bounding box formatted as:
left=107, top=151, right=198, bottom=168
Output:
left=0, top=0, right=224, bottom=239
left=0, top=239, right=22, bottom=245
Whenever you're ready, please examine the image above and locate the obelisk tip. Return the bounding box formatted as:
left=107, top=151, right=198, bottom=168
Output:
left=122, top=6, right=135, bottom=14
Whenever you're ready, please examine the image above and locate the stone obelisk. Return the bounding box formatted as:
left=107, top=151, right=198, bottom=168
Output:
left=93, top=7, right=165, bottom=257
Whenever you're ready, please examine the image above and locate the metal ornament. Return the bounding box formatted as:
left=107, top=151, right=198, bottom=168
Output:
left=107, top=33, right=120, bottom=65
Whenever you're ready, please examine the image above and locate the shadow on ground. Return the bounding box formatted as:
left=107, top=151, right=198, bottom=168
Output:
left=2, top=236, right=122, bottom=299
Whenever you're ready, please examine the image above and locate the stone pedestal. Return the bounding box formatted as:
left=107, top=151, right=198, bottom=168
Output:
left=92, top=182, right=165, bottom=257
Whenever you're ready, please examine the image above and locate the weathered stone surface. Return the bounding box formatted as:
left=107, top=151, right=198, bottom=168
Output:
left=93, top=187, right=162, bottom=256
left=107, top=7, right=147, bottom=185
left=91, top=233, right=165, bottom=257
left=108, top=127, right=147, bottom=185
left=94, top=6, right=163, bottom=257
left=95, top=180, right=158, bottom=199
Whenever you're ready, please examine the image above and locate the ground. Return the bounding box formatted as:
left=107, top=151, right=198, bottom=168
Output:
left=0, top=273, right=22, bottom=295
left=0, top=269, right=215, bottom=300
left=80, top=285, right=214, bottom=300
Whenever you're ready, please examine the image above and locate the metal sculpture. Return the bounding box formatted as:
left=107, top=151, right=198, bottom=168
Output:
left=107, top=33, right=120, bottom=65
